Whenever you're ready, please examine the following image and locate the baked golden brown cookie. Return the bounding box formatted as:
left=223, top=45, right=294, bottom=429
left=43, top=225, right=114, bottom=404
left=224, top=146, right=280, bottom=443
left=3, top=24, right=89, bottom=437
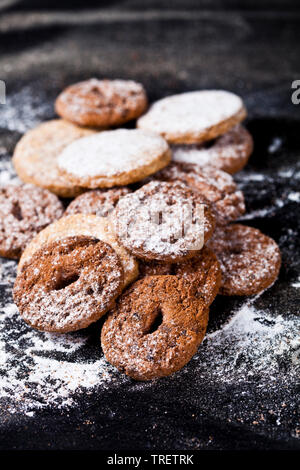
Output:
left=101, top=275, right=209, bottom=380
left=172, top=125, right=253, bottom=174
left=208, top=224, right=281, bottom=296
left=111, top=181, right=215, bottom=262
left=0, top=183, right=64, bottom=259
left=149, top=162, right=245, bottom=226
left=57, top=129, right=171, bottom=188
left=137, top=90, right=246, bottom=144
left=18, top=214, right=138, bottom=288
left=65, top=187, right=131, bottom=218
left=138, top=246, right=221, bottom=308
left=14, top=236, right=124, bottom=333
left=12, top=119, right=96, bottom=197
left=55, top=78, right=148, bottom=128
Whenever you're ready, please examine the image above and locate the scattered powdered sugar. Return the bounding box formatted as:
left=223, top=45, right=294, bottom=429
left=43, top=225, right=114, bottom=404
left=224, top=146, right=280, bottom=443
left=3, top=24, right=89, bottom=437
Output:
left=268, top=137, right=283, bottom=154
left=238, top=207, right=274, bottom=220
left=288, top=192, right=300, bottom=203
left=194, top=299, right=300, bottom=384
left=0, top=255, right=298, bottom=416
left=0, top=259, right=123, bottom=415
left=291, top=276, right=300, bottom=288
left=58, top=129, right=168, bottom=179
left=137, top=90, right=244, bottom=138
left=235, top=171, right=268, bottom=184
left=0, top=156, right=20, bottom=185
left=0, top=86, right=53, bottom=133
left=278, top=168, right=294, bottom=178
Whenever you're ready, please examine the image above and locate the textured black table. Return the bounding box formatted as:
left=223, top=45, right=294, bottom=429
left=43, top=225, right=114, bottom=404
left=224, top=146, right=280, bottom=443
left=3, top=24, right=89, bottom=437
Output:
left=0, top=1, right=299, bottom=451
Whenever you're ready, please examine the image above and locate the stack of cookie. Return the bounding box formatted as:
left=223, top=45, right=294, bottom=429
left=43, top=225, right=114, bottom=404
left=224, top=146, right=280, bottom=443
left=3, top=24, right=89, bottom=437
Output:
left=0, top=78, right=281, bottom=381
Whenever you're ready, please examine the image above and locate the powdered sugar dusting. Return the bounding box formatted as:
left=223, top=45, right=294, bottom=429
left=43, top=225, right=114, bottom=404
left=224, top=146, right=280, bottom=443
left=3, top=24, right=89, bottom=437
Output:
left=59, top=78, right=146, bottom=117
left=172, top=124, right=252, bottom=169
left=0, top=253, right=298, bottom=416
left=0, top=259, right=124, bottom=415
left=58, top=129, right=169, bottom=179
left=137, top=90, right=244, bottom=138
left=112, top=181, right=213, bottom=260
left=19, top=214, right=138, bottom=287
left=196, top=300, right=300, bottom=384
left=0, top=156, right=20, bottom=185
left=0, top=86, right=52, bottom=133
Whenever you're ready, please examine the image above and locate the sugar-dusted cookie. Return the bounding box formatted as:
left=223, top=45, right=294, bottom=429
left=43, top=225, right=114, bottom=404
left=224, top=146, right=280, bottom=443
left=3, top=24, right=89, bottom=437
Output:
left=65, top=187, right=131, bottom=218
left=57, top=129, right=171, bottom=188
left=208, top=224, right=281, bottom=296
left=18, top=214, right=138, bottom=287
left=101, top=275, right=209, bottom=380
left=172, top=125, right=253, bottom=174
left=137, top=90, right=246, bottom=144
left=111, top=181, right=215, bottom=262
left=12, top=119, right=96, bottom=198
left=55, top=79, right=148, bottom=128
left=150, top=162, right=245, bottom=226
left=0, top=183, right=64, bottom=259
left=14, top=236, right=124, bottom=333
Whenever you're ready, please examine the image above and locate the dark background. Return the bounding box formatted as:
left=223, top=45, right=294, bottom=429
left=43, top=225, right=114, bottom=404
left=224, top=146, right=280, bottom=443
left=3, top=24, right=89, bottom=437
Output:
left=0, top=0, right=299, bottom=452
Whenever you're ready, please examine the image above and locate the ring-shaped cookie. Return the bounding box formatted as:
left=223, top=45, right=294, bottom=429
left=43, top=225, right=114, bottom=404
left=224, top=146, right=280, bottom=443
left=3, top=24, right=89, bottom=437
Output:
left=14, top=236, right=124, bottom=333
left=208, top=224, right=281, bottom=296
left=101, top=275, right=209, bottom=380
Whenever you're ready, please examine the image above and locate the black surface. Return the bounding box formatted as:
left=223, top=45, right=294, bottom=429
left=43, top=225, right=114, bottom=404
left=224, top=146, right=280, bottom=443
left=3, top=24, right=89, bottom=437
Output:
left=0, top=1, right=299, bottom=451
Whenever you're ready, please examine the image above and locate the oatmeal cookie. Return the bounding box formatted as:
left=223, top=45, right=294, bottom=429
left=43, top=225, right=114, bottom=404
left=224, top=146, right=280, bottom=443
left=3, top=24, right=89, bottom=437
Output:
left=172, top=125, right=253, bottom=174
left=111, top=181, right=215, bottom=262
left=18, top=214, right=138, bottom=288
left=137, top=90, right=246, bottom=144
left=57, top=129, right=171, bottom=188
left=14, top=236, right=124, bottom=333
left=150, top=162, right=245, bottom=226
left=101, top=275, right=209, bottom=380
left=55, top=78, right=147, bottom=128
left=208, top=224, right=281, bottom=296
left=12, top=119, right=96, bottom=197
left=65, top=187, right=131, bottom=218
left=0, top=183, right=63, bottom=259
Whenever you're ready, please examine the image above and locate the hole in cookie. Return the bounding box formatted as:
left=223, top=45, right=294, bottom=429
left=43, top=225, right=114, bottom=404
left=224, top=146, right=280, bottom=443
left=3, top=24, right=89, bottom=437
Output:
left=12, top=201, right=23, bottom=221
left=201, top=138, right=217, bottom=150
left=54, top=273, right=80, bottom=290
left=145, top=308, right=163, bottom=335
left=229, top=246, right=244, bottom=255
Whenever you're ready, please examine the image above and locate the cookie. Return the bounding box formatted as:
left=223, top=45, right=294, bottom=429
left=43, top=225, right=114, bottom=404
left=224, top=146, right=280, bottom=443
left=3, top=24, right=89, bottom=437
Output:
left=138, top=246, right=221, bottom=308
left=137, top=90, right=247, bottom=144
left=208, top=224, right=281, bottom=296
left=150, top=162, right=245, bottom=226
left=65, top=187, right=131, bottom=218
left=101, top=275, right=209, bottom=380
left=111, top=181, right=215, bottom=262
left=57, top=129, right=171, bottom=189
left=14, top=236, right=124, bottom=333
left=18, top=214, right=138, bottom=288
left=172, top=125, right=253, bottom=174
left=0, top=183, right=64, bottom=259
left=55, top=78, right=148, bottom=128
left=12, top=119, right=96, bottom=197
